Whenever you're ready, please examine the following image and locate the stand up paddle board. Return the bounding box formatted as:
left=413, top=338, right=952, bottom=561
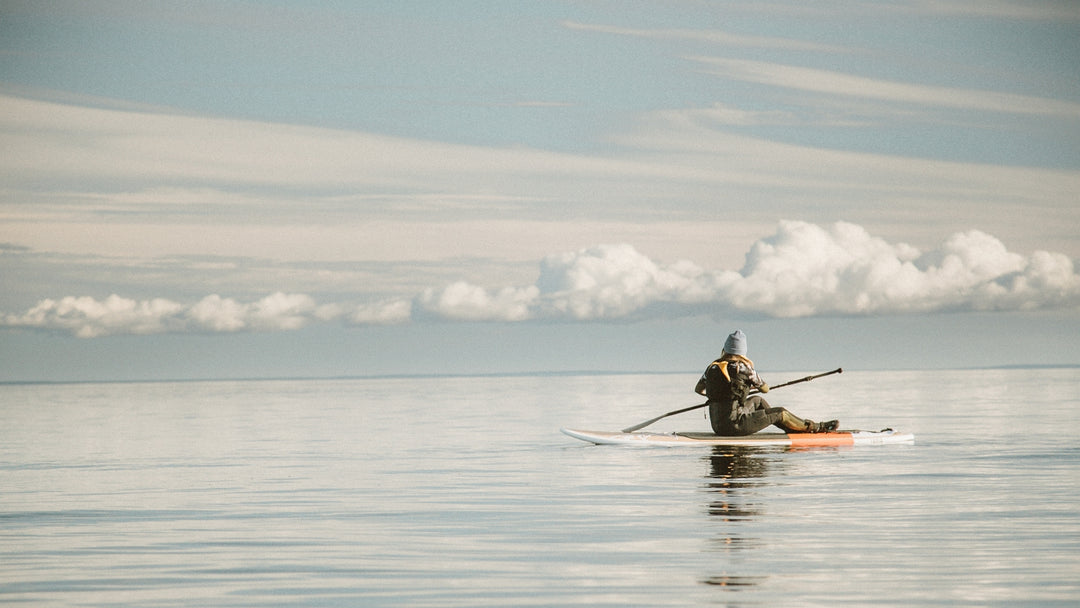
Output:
left=561, top=427, right=914, bottom=447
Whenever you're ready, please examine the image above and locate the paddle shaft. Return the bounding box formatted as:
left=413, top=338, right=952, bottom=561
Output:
left=620, top=367, right=843, bottom=433
left=765, top=367, right=843, bottom=391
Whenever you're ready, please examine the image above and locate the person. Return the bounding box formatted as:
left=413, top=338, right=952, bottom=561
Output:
left=695, top=330, right=839, bottom=436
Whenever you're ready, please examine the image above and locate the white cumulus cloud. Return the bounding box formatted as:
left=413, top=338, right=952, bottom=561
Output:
left=4, top=295, right=186, bottom=338
left=726, top=221, right=1034, bottom=316
left=417, top=282, right=539, bottom=322
left=414, top=222, right=1080, bottom=321
left=346, top=299, right=413, bottom=325
left=535, top=244, right=732, bottom=320
left=187, top=292, right=318, bottom=332
left=3, top=222, right=1077, bottom=337
left=3, top=292, right=322, bottom=337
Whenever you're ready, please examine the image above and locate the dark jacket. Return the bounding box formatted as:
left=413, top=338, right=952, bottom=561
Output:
left=695, top=355, right=765, bottom=434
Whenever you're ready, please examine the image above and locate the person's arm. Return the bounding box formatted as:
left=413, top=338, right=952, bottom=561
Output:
left=694, top=366, right=709, bottom=396
left=744, top=363, right=769, bottom=392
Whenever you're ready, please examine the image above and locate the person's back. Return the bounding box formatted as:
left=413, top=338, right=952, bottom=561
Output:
left=696, top=330, right=837, bottom=436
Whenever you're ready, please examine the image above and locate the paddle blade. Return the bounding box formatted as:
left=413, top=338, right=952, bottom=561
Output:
left=621, top=415, right=666, bottom=433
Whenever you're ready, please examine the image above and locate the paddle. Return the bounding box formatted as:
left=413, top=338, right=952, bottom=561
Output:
left=620, top=367, right=843, bottom=433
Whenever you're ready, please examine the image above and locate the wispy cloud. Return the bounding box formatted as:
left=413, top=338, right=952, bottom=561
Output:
left=6, top=222, right=1077, bottom=337
left=562, top=20, right=848, bottom=53
left=5, top=91, right=1078, bottom=266
left=0, top=93, right=644, bottom=193
left=903, top=0, right=1080, bottom=20
left=691, top=56, right=1080, bottom=118
left=710, top=0, right=1080, bottom=21
left=644, top=102, right=802, bottom=128
left=0, top=92, right=729, bottom=213
left=510, top=101, right=575, bottom=108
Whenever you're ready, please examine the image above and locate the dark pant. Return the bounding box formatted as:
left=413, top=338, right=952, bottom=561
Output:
left=711, top=395, right=813, bottom=436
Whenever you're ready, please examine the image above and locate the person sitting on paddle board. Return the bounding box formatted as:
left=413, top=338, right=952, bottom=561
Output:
left=695, top=330, right=839, bottom=436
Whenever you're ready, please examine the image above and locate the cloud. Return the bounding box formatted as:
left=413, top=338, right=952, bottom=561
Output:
left=534, top=244, right=731, bottom=320
left=413, top=244, right=732, bottom=322
left=417, top=282, right=538, bottom=322
left=3, top=292, right=321, bottom=338
left=902, top=1, right=1080, bottom=21
left=690, top=0, right=1080, bottom=21
left=691, top=56, right=1080, bottom=118
left=4, top=92, right=1078, bottom=267
left=724, top=222, right=1043, bottom=316
left=562, top=20, right=847, bottom=53
left=649, top=102, right=802, bottom=128
left=400, top=223, right=1080, bottom=321
left=4, top=295, right=187, bottom=338
left=346, top=299, right=413, bottom=325
left=187, top=292, right=318, bottom=332
left=0, top=92, right=700, bottom=198
left=3, top=222, right=1078, bottom=337
left=411, top=222, right=1080, bottom=321
left=414, top=224, right=1079, bottom=321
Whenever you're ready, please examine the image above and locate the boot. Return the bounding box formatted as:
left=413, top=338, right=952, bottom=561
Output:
left=805, top=419, right=839, bottom=433
left=816, top=420, right=840, bottom=433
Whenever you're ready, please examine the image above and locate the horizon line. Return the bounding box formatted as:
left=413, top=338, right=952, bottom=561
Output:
left=2, top=363, right=1077, bottom=386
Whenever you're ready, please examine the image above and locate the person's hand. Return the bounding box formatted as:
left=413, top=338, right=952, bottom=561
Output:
left=759, top=383, right=769, bottom=393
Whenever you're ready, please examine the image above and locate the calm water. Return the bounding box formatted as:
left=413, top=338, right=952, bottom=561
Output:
left=1, top=369, right=1078, bottom=606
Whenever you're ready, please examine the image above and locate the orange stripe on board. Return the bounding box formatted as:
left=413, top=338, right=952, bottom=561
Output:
left=787, top=433, right=855, bottom=447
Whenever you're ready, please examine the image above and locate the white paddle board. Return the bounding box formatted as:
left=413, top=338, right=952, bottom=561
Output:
left=561, top=427, right=914, bottom=447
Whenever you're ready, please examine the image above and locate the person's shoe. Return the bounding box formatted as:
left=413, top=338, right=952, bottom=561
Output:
left=818, top=420, right=840, bottom=433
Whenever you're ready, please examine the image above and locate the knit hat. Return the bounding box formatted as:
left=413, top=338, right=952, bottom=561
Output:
left=723, top=330, right=747, bottom=356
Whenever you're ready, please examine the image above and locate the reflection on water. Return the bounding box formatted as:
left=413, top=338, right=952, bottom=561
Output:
left=699, top=447, right=780, bottom=592
left=705, top=447, right=773, bottom=518
left=700, top=574, right=769, bottom=588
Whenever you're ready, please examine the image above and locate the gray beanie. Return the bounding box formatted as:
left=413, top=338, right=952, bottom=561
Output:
left=723, top=330, right=747, bottom=356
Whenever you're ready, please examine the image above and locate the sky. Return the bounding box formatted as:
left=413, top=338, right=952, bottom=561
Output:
left=1, top=0, right=1079, bottom=382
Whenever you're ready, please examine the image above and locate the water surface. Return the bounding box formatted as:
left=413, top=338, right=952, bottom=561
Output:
left=2, top=369, right=1078, bottom=606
